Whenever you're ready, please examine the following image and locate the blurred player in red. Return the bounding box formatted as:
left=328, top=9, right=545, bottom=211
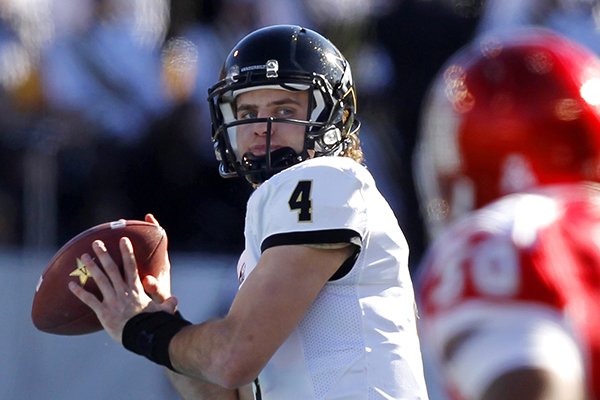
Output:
left=414, top=28, right=600, bottom=400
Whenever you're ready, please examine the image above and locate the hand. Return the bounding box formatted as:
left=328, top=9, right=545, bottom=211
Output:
left=68, top=237, right=178, bottom=343
left=142, top=213, right=172, bottom=303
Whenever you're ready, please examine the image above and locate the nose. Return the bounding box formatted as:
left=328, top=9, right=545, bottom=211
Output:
left=252, top=116, right=274, bottom=137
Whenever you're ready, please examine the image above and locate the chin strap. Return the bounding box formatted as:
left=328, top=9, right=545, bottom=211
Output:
left=241, top=147, right=306, bottom=185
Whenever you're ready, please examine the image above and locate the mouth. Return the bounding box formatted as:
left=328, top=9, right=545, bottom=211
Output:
left=247, top=145, right=281, bottom=156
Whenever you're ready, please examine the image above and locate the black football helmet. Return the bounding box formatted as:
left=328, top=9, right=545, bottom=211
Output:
left=208, top=24, right=359, bottom=185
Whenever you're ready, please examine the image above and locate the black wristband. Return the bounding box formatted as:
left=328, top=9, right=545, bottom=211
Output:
left=122, top=311, right=192, bottom=371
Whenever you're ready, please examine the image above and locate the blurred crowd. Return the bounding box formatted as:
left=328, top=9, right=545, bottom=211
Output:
left=3, top=0, right=598, bottom=262
left=0, top=0, right=481, bottom=268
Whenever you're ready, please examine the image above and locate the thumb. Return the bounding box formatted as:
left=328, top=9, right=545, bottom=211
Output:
left=159, top=296, right=179, bottom=314
left=145, top=213, right=160, bottom=226
left=142, top=274, right=169, bottom=303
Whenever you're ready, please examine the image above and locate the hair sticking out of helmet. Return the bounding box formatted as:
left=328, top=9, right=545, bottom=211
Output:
left=414, top=27, right=600, bottom=239
left=208, top=24, right=361, bottom=185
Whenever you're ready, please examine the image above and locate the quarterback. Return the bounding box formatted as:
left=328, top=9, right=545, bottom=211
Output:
left=69, top=25, right=429, bottom=399
left=414, top=28, right=600, bottom=400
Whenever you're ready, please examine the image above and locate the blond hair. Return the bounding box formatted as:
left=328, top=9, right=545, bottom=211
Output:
left=341, top=130, right=363, bottom=164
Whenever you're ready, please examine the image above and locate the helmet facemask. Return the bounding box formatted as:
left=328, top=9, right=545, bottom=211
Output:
left=209, top=76, right=353, bottom=185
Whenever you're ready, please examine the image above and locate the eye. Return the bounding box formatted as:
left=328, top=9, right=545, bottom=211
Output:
left=237, top=109, right=257, bottom=120
left=276, top=106, right=299, bottom=118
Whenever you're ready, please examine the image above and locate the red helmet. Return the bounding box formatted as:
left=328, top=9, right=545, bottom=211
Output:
left=415, top=28, right=600, bottom=238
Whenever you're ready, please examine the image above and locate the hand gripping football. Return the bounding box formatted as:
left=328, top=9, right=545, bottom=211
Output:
left=31, top=219, right=168, bottom=335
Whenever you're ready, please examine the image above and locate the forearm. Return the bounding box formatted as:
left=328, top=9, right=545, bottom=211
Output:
left=166, top=369, right=240, bottom=400
left=169, top=318, right=263, bottom=389
left=168, top=245, right=347, bottom=387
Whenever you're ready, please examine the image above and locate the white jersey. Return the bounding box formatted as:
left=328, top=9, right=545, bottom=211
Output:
left=236, top=156, right=429, bottom=400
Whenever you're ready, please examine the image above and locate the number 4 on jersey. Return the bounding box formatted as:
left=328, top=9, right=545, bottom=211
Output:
left=289, top=180, right=312, bottom=222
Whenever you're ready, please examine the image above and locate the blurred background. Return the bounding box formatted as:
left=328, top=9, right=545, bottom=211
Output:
left=0, top=0, right=486, bottom=398
left=0, top=0, right=484, bottom=265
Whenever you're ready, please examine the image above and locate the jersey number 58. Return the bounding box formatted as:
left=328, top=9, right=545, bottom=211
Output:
left=429, top=234, right=520, bottom=306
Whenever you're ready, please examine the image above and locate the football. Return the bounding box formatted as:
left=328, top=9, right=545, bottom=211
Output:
left=31, top=219, right=168, bottom=335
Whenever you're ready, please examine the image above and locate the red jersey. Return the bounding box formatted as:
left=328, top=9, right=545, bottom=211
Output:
left=417, top=183, right=600, bottom=399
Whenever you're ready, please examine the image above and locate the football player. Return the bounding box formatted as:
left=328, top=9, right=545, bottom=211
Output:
left=69, top=25, right=430, bottom=399
left=414, top=28, right=600, bottom=400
